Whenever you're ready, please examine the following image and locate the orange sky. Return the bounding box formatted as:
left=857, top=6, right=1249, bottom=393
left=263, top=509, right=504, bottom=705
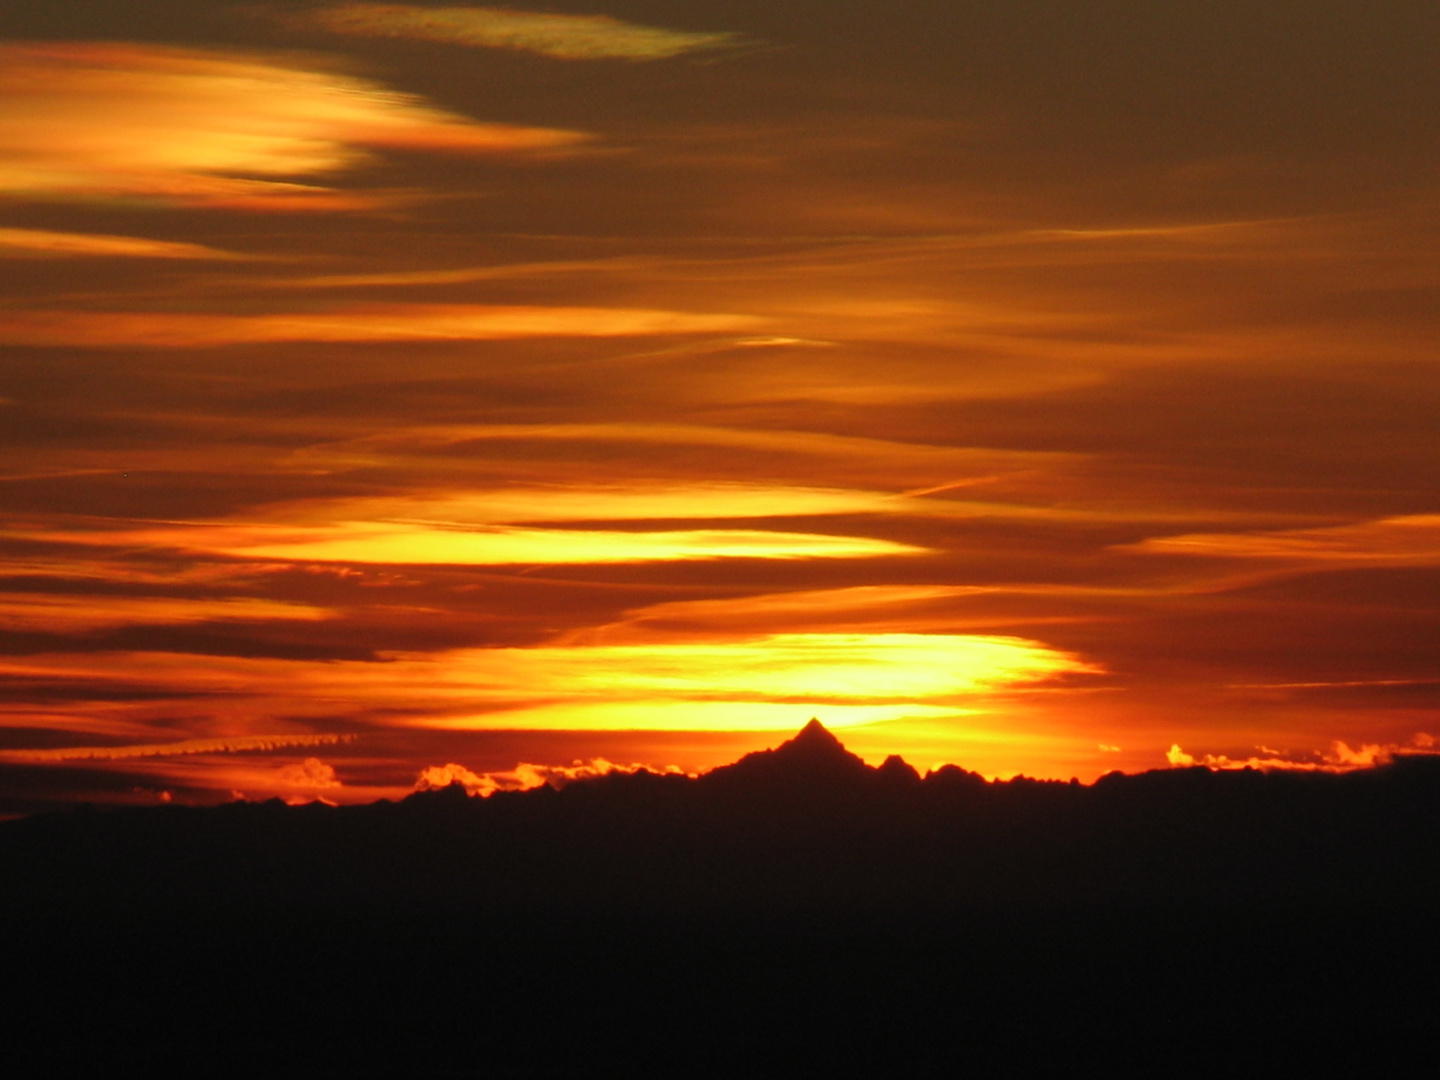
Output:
left=2, top=2, right=1438, bottom=813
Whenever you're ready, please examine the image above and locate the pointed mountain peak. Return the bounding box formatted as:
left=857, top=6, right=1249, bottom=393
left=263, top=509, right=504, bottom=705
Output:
left=791, top=718, right=842, bottom=750
left=771, top=718, right=864, bottom=769
left=705, top=718, right=867, bottom=786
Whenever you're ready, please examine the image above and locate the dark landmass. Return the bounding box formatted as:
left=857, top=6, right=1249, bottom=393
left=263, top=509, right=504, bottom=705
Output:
left=5, top=721, right=1438, bottom=1069
left=6, top=720, right=1439, bottom=914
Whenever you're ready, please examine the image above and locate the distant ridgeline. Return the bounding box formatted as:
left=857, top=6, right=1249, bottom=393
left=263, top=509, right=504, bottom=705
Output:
left=4, top=720, right=1440, bottom=915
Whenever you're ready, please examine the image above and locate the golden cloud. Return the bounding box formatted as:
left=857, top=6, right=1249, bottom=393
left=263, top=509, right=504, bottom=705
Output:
left=11, top=480, right=922, bottom=565
left=232, top=524, right=915, bottom=564
left=391, top=631, right=1098, bottom=732
left=0, top=42, right=584, bottom=210
left=459, top=633, right=1087, bottom=704
left=0, top=304, right=761, bottom=346
left=0, top=629, right=1095, bottom=741
left=299, top=3, right=740, bottom=60
left=0, top=227, right=237, bottom=259
left=415, top=757, right=686, bottom=797
left=21, top=520, right=918, bottom=565
left=1165, top=734, right=1439, bottom=773
left=250, top=484, right=901, bottom=526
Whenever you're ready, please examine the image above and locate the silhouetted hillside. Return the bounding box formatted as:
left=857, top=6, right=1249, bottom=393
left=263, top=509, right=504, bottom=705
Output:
left=4, top=721, right=1439, bottom=1070
left=5, top=719, right=1439, bottom=915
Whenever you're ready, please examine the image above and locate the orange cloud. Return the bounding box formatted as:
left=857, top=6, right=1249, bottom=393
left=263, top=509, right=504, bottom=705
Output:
left=290, top=422, right=1072, bottom=495
left=1129, top=515, right=1440, bottom=565
left=277, top=256, right=667, bottom=290
left=0, top=304, right=761, bottom=346
left=0, top=227, right=237, bottom=259
left=574, top=585, right=1002, bottom=643
left=117, top=754, right=383, bottom=806
left=273, top=756, right=341, bottom=789
left=0, top=593, right=329, bottom=633
left=299, top=4, right=740, bottom=60
left=0, top=42, right=584, bottom=210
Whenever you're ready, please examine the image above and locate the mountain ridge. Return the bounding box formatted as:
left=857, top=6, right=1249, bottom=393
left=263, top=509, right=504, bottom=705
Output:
left=4, top=720, right=1438, bottom=916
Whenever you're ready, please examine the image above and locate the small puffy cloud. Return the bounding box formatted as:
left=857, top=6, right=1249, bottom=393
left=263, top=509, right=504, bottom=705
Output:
left=1165, top=744, right=1195, bottom=767
left=415, top=762, right=491, bottom=794
left=415, top=758, right=685, bottom=797
left=298, top=4, right=740, bottom=60
left=0, top=42, right=584, bottom=210
left=275, top=756, right=341, bottom=789
left=1164, top=734, right=1440, bottom=773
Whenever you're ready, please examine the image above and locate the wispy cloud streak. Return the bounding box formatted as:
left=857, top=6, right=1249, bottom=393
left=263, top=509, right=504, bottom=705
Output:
left=1129, top=516, right=1440, bottom=564
left=298, top=4, right=740, bottom=60
left=0, top=593, right=329, bottom=632
left=0, top=228, right=238, bottom=259
left=0, top=733, right=348, bottom=763
left=0, top=305, right=760, bottom=346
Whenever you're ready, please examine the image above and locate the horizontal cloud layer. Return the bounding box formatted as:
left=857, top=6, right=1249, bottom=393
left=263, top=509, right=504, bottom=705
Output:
left=0, top=593, right=329, bottom=632
left=0, top=227, right=237, bottom=259
left=1129, top=515, right=1440, bottom=564
left=19, top=521, right=918, bottom=565
left=0, top=631, right=1093, bottom=735
left=299, top=3, right=740, bottom=60
left=0, top=305, right=761, bottom=346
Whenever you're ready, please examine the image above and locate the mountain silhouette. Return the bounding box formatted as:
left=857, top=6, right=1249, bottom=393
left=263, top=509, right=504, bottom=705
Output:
left=4, top=719, right=1438, bottom=915
left=702, top=717, right=870, bottom=787
left=3, top=720, right=1437, bottom=1071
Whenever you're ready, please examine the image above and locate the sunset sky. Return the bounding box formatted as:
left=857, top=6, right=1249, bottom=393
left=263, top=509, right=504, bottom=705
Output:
left=2, top=1, right=1438, bottom=813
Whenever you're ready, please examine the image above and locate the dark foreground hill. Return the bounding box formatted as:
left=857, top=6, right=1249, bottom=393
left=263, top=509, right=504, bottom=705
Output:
left=6, top=719, right=1440, bottom=914
left=4, top=721, right=1439, bottom=1070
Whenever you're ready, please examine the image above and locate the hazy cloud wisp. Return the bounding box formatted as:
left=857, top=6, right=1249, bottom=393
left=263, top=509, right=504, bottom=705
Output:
left=298, top=3, right=741, bottom=60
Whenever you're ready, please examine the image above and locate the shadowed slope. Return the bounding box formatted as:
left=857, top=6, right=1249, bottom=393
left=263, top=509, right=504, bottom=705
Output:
left=2, top=721, right=1438, bottom=916
left=2, top=722, right=1439, bottom=1072
left=702, top=716, right=871, bottom=787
